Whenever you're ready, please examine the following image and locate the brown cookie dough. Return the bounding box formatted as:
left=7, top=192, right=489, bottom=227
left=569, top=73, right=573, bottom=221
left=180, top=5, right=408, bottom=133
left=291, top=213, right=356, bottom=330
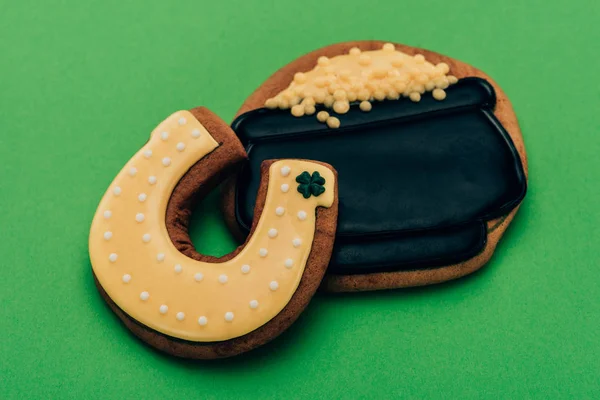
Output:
left=90, top=107, right=339, bottom=358
left=218, top=40, right=528, bottom=292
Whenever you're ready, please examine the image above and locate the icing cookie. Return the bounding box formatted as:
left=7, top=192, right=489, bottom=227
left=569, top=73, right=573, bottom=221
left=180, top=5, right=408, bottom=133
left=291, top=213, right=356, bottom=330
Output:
left=216, top=40, right=528, bottom=292
left=89, top=107, right=338, bottom=358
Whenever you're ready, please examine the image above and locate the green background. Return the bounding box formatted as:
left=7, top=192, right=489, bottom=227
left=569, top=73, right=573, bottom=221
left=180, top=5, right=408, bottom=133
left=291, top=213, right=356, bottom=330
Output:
left=1, top=0, right=599, bottom=398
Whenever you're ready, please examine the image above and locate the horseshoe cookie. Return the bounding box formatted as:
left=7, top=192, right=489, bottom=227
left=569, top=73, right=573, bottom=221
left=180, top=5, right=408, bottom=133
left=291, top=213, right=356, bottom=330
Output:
left=217, top=40, right=528, bottom=292
left=89, top=107, right=338, bottom=358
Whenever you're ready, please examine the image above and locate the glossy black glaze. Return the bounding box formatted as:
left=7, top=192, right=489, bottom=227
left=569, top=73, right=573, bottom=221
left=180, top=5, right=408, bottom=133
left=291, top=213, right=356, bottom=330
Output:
left=231, top=78, right=526, bottom=274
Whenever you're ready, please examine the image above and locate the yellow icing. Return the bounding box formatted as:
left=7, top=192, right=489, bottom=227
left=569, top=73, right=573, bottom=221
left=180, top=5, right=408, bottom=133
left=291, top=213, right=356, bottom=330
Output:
left=89, top=111, right=335, bottom=342
left=265, top=43, right=458, bottom=126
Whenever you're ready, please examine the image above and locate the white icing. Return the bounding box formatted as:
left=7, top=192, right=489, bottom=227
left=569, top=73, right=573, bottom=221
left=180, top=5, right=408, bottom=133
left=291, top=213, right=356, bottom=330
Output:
left=224, top=312, right=234, bottom=322
left=129, top=167, right=137, bottom=177
left=297, top=210, right=307, bottom=221
left=292, top=238, right=302, bottom=248
left=103, top=231, right=112, bottom=240
left=135, top=213, right=145, bottom=223
left=174, top=264, right=182, bottom=273
left=176, top=312, right=185, bottom=321
left=108, top=253, right=118, bottom=262
left=143, top=149, right=152, bottom=158
left=259, top=248, right=268, bottom=257
left=142, top=233, right=151, bottom=243
left=249, top=300, right=259, bottom=309
left=198, top=316, right=208, bottom=325
left=176, top=142, right=185, bottom=152
left=194, top=272, right=204, bottom=282
left=122, top=274, right=131, bottom=283
left=103, top=210, right=112, bottom=219
left=268, top=228, right=278, bottom=238
left=162, top=157, right=171, bottom=167
left=159, top=305, right=168, bottom=314
left=284, top=258, right=293, bottom=268
left=113, top=186, right=122, bottom=196
left=275, top=206, right=285, bottom=216
left=269, top=281, right=279, bottom=291
left=241, top=264, right=251, bottom=274
left=138, top=193, right=147, bottom=202
left=160, top=131, right=169, bottom=141
left=218, top=274, right=228, bottom=284
left=178, top=117, right=186, bottom=125
left=148, top=176, right=157, bottom=185
left=191, top=129, right=201, bottom=138
left=140, top=291, right=149, bottom=301
left=281, top=184, right=289, bottom=193
left=157, top=253, right=165, bottom=262
left=281, top=166, right=291, bottom=177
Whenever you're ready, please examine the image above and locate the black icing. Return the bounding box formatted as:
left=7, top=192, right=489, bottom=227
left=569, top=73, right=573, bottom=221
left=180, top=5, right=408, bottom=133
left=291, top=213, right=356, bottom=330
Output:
left=231, top=78, right=527, bottom=274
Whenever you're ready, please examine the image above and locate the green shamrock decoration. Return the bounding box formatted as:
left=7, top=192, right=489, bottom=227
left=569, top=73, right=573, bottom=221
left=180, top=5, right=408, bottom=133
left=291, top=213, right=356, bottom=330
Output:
left=296, top=171, right=326, bottom=199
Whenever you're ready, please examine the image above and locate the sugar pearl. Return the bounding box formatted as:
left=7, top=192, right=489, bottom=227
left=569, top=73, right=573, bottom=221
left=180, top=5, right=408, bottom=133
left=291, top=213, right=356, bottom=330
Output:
left=218, top=274, right=228, bottom=284
left=157, top=253, right=165, bottom=262
left=103, top=210, right=112, bottom=219
left=140, top=291, right=149, bottom=301
left=259, top=248, right=268, bottom=257
left=241, top=264, right=251, bottom=274
left=138, top=193, right=147, bottom=202
left=148, top=176, right=157, bottom=185
left=129, top=167, right=137, bottom=177
left=317, top=111, right=330, bottom=123
left=176, top=142, right=185, bottom=152
left=194, top=272, right=204, bottom=282
left=292, top=238, right=302, bottom=247
left=113, top=186, right=122, bottom=196
left=269, top=281, right=279, bottom=291
left=268, top=228, right=278, bottom=238
left=224, top=312, right=234, bottom=322
left=198, top=316, right=208, bottom=326
left=326, top=116, right=340, bottom=129
left=144, top=149, right=152, bottom=158
left=191, top=129, right=201, bottom=138
left=122, top=274, right=131, bottom=283
left=176, top=312, right=185, bottom=321
left=249, top=300, right=259, bottom=309
left=275, top=206, right=285, bottom=216
left=103, top=231, right=112, bottom=240
left=297, top=211, right=307, bottom=221
left=142, top=233, right=151, bottom=243
left=135, top=213, right=145, bottom=223
left=160, top=131, right=169, bottom=141
left=162, top=157, right=171, bottom=167
left=174, top=264, right=182, bottom=273
left=159, top=305, right=168, bottom=314
left=109, top=253, right=118, bottom=262
left=281, top=184, right=289, bottom=193
left=284, top=258, right=294, bottom=268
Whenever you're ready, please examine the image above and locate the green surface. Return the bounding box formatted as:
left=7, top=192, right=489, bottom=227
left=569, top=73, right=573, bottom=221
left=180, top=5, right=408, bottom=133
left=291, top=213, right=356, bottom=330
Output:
left=1, top=0, right=599, bottom=398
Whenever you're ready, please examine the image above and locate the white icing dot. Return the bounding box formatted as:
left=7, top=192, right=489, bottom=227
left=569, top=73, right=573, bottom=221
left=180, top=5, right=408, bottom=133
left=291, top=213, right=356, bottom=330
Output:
left=160, top=131, right=169, bottom=141
left=241, top=264, right=251, bottom=274
left=198, top=316, right=208, bottom=326
left=144, top=149, right=152, bottom=158
left=174, top=264, right=182, bottom=273
left=176, top=142, right=185, bottom=152
left=162, top=157, right=171, bottom=167
left=109, top=253, right=118, bottom=263
left=157, top=253, right=165, bottom=262
left=224, top=312, right=234, bottom=322
left=142, top=233, right=151, bottom=243
left=194, top=272, right=204, bottom=282
left=140, top=291, right=149, bottom=301
left=137, top=193, right=147, bottom=203
left=281, top=166, right=291, bottom=177
left=122, top=274, right=131, bottom=283
left=292, top=238, right=302, bottom=248
left=284, top=258, right=294, bottom=268
left=148, top=176, right=157, bottom=185
left=113, top=186, right=122, bottom=196
left=103, top=210, right=112, bottom=219
left=275, top=206, right=285, bottom=216
left=159, top=305, right=168, bottom=314
left=249, top=300, right=259, bottom=309
left=268, top=228, right=278, bottom=238
left=178, top=117, right=186, bottom=125
left=218, top=274, right=228, bottom=284
left=281, top=184, right=289, bottom=193
left=129, top=167, right=137, bottom=177
left=191, top=129, right=201, bottom=138
left=103, top=231, right=112, bottom=241
left=135, top=213, right=145, bottom=223
left=176, top=312, right=185, bottom=321
left=259, top=248, right=268, bottom=257
left=297, top=210, right=307, bottom=221
left=269, top=281, right=279, bottom=291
